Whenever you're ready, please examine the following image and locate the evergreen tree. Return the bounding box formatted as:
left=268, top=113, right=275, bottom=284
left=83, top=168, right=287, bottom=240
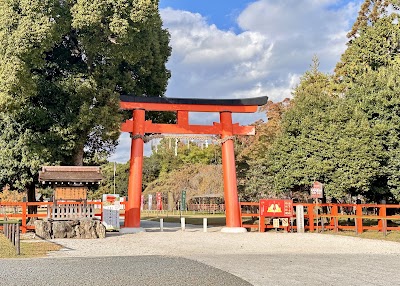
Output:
left=0, top=1, right=171, bottom=202
left=266, top=59, right=382, bottom=200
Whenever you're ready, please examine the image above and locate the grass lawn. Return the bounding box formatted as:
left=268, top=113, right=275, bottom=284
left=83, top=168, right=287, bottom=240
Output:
left=0, top=234, right=62, bottom=258
left=142, top=213, right=226, bottom=226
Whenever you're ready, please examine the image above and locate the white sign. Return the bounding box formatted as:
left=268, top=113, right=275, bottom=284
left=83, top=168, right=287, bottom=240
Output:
left=282, top=218, right=289, bottom=227
left=273, top=219, right=280, bottom=228
left=310, top=181, right=323, bottom=198
left=102, top=194, right=120, bottom=230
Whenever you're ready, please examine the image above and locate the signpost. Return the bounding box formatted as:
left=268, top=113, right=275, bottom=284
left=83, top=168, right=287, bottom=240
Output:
left=310, top=181, right=323, bottom=232
left=259, top=199, right=293, bottom=232
left=156, top=192, right=163, bottom=210
left=181, top=190, right=186, bottom=211
left=310, top=181, right=323, bottom=199
left=102, top=194, right=121, bottom=231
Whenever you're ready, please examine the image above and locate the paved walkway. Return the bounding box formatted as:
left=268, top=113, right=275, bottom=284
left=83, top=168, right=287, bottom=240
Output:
left=1, top=221, right=400, bottom=286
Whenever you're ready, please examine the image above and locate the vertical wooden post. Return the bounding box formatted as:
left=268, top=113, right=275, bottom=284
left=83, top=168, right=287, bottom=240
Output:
left=308, top=204, right=315, bottom=232
left=378, top=205, right=386, bottom=232
left=21, top=202, right=27, bottom=234
left=356, top=205, right=363, bottom=234
left=220, top=112, right=245, bottom=232
left=16, top=223, right=20, bottom=255
left=331, top=204, right=338, bottom=232
left=124, top=109, right=145, bottom=230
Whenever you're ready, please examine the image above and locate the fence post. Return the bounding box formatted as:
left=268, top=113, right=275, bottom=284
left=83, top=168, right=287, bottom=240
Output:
left=383, top=218, right=387, bottom=237
left=11, top=223, right=15, bottom=245
left=330, top=204, right=338, bottom=232
left=4, top=217, right=8, bottom=238
left=356, top=205, right=363, bottom=234
left=308, top=204, right=315, bottom=232
left=378, top=205, right=386, bottom=233
left=21, top=202, right=27, bottom=234
left=16, top=223, right=20, bottom=255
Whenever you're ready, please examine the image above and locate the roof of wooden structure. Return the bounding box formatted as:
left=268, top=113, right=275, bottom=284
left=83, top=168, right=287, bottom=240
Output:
left=39, top=166, right=103, bottom=184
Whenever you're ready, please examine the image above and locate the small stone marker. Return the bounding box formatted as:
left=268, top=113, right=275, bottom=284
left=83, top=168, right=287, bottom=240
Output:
left=296, top=205, right=305, bottom=233
left=181, top=217, right=185, bottom=231
left=203, top=218, right=207, bottom=232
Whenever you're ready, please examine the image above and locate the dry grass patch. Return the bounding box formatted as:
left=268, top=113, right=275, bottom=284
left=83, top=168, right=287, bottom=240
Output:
left=324, top=230, right=400, bottom=243
left=0, top=234, right=62, bottom=258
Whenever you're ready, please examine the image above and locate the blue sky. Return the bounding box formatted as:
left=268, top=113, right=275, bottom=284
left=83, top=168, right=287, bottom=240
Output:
left=109, top=0, right=363, bottom=163
left=159, top=0, right=254, bottom=32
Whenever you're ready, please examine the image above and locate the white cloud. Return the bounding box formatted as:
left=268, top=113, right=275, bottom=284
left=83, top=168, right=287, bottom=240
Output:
left=109, top=1, right=361, bottom=162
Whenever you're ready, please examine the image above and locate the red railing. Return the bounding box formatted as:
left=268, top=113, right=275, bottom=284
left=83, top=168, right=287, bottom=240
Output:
left=0, top=201, right=128, bottom=233
left=240, top=202, right=400, bottom=234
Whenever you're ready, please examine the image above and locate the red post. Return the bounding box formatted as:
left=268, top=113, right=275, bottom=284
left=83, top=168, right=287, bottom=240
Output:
left=356, top=205, right=363, bottom=234
left=308, top=204, right=315, bottom=232
left=220, top=112, right=242, bottom=229
left=330, top=204, right=338, bottom=232
left=124, top=109, right=145, bottom=229
left=21, top=202, right=27, bottom=234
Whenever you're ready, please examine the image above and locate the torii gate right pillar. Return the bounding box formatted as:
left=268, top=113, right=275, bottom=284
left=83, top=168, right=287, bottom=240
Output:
left=220, top=111, right=245, bottom=232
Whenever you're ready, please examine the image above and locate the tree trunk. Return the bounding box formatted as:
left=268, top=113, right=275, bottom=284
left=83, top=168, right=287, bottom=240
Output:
left=27, top=182, right=37, bottom=215
left=73, top=144, right=84, bottom=166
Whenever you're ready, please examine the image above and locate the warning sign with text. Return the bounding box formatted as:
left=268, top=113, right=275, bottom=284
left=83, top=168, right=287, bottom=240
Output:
left=260, top=199, right=293, bottom=217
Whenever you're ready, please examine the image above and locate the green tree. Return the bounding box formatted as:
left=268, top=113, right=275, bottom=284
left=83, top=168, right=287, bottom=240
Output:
left=266, top=59, right=382, bottom=200
left=0, top=1, right=171, bottom=202
left=236, top=100, right=289, bottom=201
left=344, top=58, right=400, bottom=201
left=335, top=0, right=400, bottom=85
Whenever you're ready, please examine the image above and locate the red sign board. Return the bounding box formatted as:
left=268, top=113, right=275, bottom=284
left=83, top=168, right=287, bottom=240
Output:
left=156, top=192, right=163, bottom=210
left=260, top=199, right=293, bottom=217
left=310, top=181, right=323, bottom=199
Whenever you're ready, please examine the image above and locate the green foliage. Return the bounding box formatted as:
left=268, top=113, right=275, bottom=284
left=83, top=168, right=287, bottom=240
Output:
left=344, top=58, right=400, bottom=201
left=95, top=161, right=129, bottom=199
left=245, top=59, right=383, bottom=201
left=335, top=1, right=400, bottom=84
left=0, top=1, right=171, bottom=196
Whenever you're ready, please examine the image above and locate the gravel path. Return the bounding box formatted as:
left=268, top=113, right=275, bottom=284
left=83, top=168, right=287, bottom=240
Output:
left=3, top=221, right=400, bottom=285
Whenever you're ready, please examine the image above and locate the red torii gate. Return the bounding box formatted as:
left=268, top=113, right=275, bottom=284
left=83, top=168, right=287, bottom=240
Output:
left=119, top=95, right=268, bottom=233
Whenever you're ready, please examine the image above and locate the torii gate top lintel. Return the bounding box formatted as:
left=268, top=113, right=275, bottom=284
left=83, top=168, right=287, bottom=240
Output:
left=120, top=95, right=268, bottom=136
left=120, top=95, right=268, bottom=113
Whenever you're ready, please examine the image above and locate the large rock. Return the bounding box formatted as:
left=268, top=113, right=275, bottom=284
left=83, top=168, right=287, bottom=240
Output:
left=34, top=220, right=52, bottom=239
left=34, top=219, right=105, bottom=239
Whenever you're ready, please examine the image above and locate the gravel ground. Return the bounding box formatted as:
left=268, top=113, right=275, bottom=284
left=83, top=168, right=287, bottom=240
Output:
left=3, top=220, right=400, bottom=286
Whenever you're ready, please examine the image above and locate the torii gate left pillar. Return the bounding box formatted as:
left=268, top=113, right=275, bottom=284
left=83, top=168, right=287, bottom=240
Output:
left=119, top=95, right=268, bottom=233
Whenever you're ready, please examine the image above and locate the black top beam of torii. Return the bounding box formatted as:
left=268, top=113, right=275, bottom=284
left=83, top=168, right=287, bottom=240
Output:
left=120, top=94, right=269, bottom=108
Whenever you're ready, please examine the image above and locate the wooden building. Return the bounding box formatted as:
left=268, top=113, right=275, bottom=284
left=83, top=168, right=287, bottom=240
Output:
left=39, top=166, right=103, bottom=201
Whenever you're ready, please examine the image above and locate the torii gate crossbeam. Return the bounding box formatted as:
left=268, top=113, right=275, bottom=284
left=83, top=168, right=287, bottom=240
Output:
left=119, top=95, right=268, bottom=233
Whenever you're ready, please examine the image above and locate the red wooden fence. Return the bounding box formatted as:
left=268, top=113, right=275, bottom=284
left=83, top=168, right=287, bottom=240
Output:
left=240, top=202, right=400, bottom=234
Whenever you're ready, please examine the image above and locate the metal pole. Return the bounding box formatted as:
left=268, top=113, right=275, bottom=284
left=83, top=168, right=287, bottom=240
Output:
left=160, top=218, right=164, bottom=232
left=113, top=162, right=116, bottom=195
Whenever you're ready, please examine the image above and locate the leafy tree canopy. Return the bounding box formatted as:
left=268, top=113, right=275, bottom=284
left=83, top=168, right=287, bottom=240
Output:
left=0, top=1, right=171, bottom=197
